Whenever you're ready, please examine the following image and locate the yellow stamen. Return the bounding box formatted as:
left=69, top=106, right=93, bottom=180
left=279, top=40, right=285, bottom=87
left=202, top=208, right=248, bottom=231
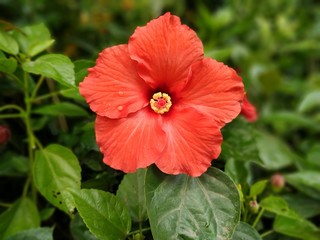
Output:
left=150, top=92, right=172, bottom=114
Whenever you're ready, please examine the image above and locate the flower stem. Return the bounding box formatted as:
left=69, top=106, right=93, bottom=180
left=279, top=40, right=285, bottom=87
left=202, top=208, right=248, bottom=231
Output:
left=128, top=227, right=151, bottom=236
left=0, top=113, right=24, bottom=119
left=261, top=229, right=274, bottom=238
left=252, top=208, right=265, bottom=228
left=23, top=71, right=37, bottom=203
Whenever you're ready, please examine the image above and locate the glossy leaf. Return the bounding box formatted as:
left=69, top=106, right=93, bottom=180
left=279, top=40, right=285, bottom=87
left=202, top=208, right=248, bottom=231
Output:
left=0, top=52, right=17, bottom=73
left=285, top=171, right=320, bottom=200
left=0, top=151, right=29, bottom=177
left=225, top=158, right=252, bottom=185
left=70, top=213, right=97, bottom=240
left=260, top=196, right=298, bottom=218
left=117, top=169, right=148, bottom=223
left=60, top=88, right=84, bottom=101
left=33, top=144, right=81, bottom=214
left=256, top=132, right=295, bottom=170
left=6, top=227, right=53, bottom=240
left=232, top=222, right=262, bottom=240
left=33, top=102, right=88, bottom=117
left=0, top=198, right=40, bottom=239
left=11, top=23, right=55, bottom=57
left=0, top=30, right=19, bottom=55
left=274, top=215, right=320, bottom=240
left=249, top=180, right=268, bottom=198
left=74, top=59, right=95, bottom=85
left=298, top=91, right=320, bottom=113
left=145, top=166, right=241, bottom=240
left=221, top=119, right=260, bottom=164
left=72, top=189, right=131, bottom=240
left=22, top=54, right=75, bottom=87
left=283, top=193, right=320, bottom=218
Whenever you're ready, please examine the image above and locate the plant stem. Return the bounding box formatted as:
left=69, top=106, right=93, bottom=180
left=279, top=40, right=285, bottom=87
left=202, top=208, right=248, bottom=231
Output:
left=23, top=71, right=37, bottom=203
left=261, top=229, right=274, bottom=238
left=0, top=202, right=12, bottom=208
left=128, top=227, right=151, bottom=236
left=0, top=104, right=24, bottom=113
left=0, top=113, right=24, bottom=119
left=30, top=75, right=45, bottom=100
left=252, top=208, right=265, bottom=228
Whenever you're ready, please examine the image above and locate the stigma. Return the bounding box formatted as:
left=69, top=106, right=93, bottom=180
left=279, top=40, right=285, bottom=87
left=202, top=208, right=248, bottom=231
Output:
left=150, top=92, right=172, bottom=114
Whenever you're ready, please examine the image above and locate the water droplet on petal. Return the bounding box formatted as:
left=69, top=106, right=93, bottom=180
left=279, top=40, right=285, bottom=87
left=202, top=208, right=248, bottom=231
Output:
left=118, top=91, right=123, bottom=96
left=117, top=105, right=123, bottom=111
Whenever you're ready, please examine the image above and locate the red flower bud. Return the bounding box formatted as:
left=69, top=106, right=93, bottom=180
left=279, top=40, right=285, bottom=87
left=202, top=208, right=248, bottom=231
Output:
left=249, top=200, right=260, bottom=214
left=271, top=173, right=285, bottom=192
left=0, top=125, right=11, bottom=144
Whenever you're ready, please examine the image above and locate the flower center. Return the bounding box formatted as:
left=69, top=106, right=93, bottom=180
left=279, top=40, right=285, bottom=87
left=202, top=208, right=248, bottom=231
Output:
left=150, top=92, right=172, bottom=114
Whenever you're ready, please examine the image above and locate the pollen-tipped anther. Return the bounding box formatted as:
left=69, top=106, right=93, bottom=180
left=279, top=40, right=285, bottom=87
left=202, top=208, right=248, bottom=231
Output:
left=150, top=92, right=172, bottom=114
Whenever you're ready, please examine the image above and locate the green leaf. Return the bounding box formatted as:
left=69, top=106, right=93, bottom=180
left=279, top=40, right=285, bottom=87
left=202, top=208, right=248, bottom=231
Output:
left=225, top=158, right=252, bottom=185
left=249, top=180, right=268, bottom=198
left=285, top=171, right=320, bottom=200
left=298, top=91, right=320, bottom=113
left=39, top=207, right=55, bottom=222
left=145, top=166, right=241, bottom=240
left=0, top=198, right=40, bottom=239
left=0, top=51, right=17, bottom=73
left=232, top=222, right=262, bottom=240
left=22, top=54, right=75, bottom=87
left=0, top=30, right=19, bottom=55
left=0, top=151, right=29, bottom=177
left=74, top=59, right=95, bottom=86
left=116, top=169, right=148, bottom=223
left=256, top=132, right=295, bottom=170
left=33, top=102, right=88, bottom=117
left=60, top=88, right=84, bottom=101
left=6, top=227, right=53, bottom=240
left=12, top=23, right=55, bottom=57
left=274, top=215, right=320, bottom=240
left=72, top=189, right=131, bottom=240
left=283, top=193, right=320, bottom=218
left=33, top=144, right=81, bottom=214
left=260, top=196, right=298, bottom=218
left=221, top=119, right=260, bottom=163
left=70, top=213, right=97, bottom=240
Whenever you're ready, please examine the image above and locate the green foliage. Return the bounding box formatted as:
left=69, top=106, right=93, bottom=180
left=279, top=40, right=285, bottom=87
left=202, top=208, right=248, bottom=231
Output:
left=6, top=227, right=53, bottom=240
left=33, top=102, right=88, bottom=117
left=22, top=54, right=75, bottom=87
left=0, top=198, right=40, bottom=239
left=232, top=222, right=262, bottom=240
left=11, top=23, right=55, bottom=57
left=116, top=169, right=148, bottom=223
left=33, top=144, right=81, bottom=214
left=72, top=189, right=131, bottom=240
left=145, top=167, right=240, bottom=240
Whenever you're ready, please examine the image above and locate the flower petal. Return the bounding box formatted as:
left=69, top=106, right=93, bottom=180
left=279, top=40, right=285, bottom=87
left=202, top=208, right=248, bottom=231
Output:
left=79, top=44, right=150, bottom=119
left=155, top=107, right=222, bottom=177
left=95, top=108, right=166, bottom=173
left=128, top=12, right=204, bottom=93
left=241, top=94, right=258, bottom=122
left=179, top=58, right=244, bottom=127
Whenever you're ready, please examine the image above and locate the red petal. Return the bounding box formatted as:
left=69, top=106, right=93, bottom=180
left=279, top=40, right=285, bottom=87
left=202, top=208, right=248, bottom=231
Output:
left=179, top=58, right=244, bottom=127
left=95, top=108, right=166, bottom=173
left=128, top=12, right=204, bottom=93
left=155, top=107, right=222, bottom=177
left=241, top=94, right=258, bottom=122
left=79, top=45, right=150, bottom=119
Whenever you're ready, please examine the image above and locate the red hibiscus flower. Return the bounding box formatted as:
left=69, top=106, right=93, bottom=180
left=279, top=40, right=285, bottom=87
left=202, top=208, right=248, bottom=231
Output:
left=80, top=13, right=245, bottom=177
left=241, top=94, right=258, bottom=122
